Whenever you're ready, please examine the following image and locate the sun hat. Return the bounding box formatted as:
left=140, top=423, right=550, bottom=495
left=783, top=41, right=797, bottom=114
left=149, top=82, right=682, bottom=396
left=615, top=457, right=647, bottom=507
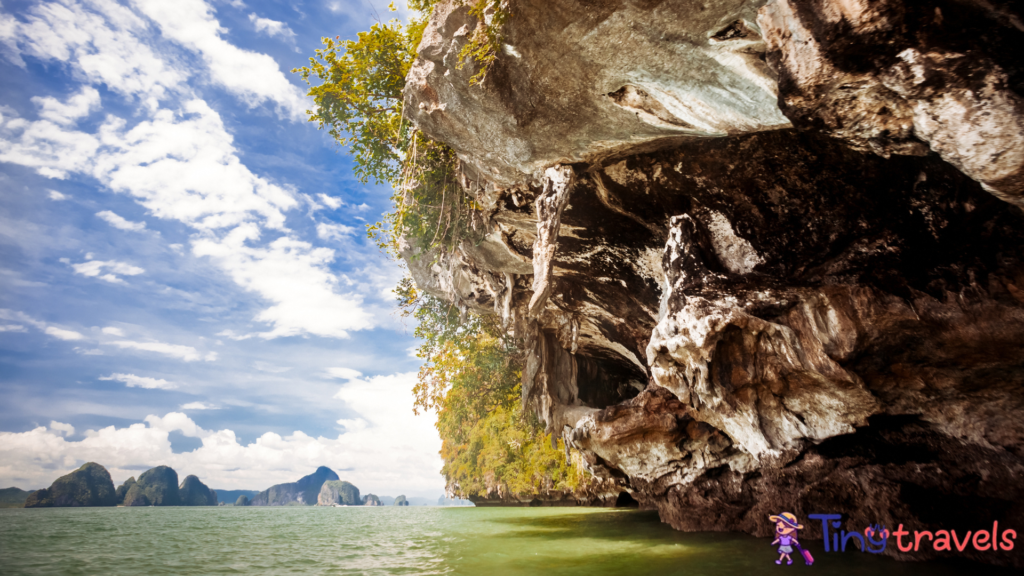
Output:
left=769, top=512, right=804, bottom=530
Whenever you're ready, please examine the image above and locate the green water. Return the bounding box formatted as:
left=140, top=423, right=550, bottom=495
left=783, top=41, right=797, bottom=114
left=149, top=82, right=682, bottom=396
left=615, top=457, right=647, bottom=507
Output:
left=0, top=507, right=1014, bottom=575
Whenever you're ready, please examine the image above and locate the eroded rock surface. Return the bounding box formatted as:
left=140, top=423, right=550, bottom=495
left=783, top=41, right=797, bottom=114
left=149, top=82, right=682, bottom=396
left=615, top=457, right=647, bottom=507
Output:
left=405, top=0, right=791, bottom=187
left=401, top=0, right=1024, bottom=567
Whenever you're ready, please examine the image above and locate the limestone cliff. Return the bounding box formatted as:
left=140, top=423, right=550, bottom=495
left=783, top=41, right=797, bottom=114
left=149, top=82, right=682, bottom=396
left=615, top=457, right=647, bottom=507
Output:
left=24, top=462, right=116, bottom=507
left=402, top=0, right=1024, bottom=566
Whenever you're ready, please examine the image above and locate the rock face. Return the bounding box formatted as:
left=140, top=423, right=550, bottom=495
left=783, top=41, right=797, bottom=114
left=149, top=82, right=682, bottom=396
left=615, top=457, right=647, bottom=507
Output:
left=179, top=475, right=218, bottom=506
left=249, top=466, right=339, bottom=506
left=115, top=477, right=136, bottom=505
left=24, top=463, right=116, bottom=507
left=402, top=0, right=1024, bottom=566
left=235, top=495, right=250, bottom=506
left=405, top=0, right=791, bottom=188
left=318, top=481, right=361, bottom=506
left=362, top=494, right=382, bottom=506
left=394, top=495, right=409, bottom=507
left=127, top=466, right=181, bottom=506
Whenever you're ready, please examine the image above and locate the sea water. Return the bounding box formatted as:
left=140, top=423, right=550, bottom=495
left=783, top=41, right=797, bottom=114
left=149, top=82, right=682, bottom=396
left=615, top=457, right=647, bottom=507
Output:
left=0, top=506, right=1014, bottom=575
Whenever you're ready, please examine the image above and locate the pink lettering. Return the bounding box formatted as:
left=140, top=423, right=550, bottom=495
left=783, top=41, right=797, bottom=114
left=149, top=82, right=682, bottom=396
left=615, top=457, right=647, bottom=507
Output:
left=951, top=530, right=973, bottom=552
left=933, top=530, right=950, bottom=551
left=973, top=530, right=990, bottom=551
left=1001, top=529, right=1017, bottom=551
left=914, top=531, right=933, bottom=552
left=894, top=524, right=912, bottom=552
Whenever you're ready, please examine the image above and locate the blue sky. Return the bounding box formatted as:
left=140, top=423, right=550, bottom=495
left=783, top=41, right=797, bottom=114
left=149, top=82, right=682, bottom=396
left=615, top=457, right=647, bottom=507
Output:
left=0, top=0, right=443, bottom=496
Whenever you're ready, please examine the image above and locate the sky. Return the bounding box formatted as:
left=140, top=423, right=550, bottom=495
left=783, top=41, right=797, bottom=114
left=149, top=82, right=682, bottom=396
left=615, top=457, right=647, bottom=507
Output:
left=0, top=0, right=445, bottom=497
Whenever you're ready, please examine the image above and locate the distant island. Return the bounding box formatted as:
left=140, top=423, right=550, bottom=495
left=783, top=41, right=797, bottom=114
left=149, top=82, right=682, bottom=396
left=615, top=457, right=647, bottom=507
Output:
left=4, top=463, right=437, bottom=508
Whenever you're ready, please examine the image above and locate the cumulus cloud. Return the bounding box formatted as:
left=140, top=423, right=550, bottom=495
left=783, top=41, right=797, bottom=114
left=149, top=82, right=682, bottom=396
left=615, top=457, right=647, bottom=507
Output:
left=0, top=0, right=187, bottom=102
left=99, top=372, right=175, bottom=389
left=32, top=87, right=101, bottom=126
left=131, top=0, right=307, bottom=119
left=248, top=13, right=295, bottom=42
left=0, top=1, right=381, bottom=342
left=0, top=381, right=443, bottom=495
left=96, top=210, right=146, bottom=231
left=47, top=189, right=67, bottom=200
left=49, top=421, right=75, bottom=436
left=70, top=258, right=145, bottom=283
left=192, top=224, right=375, bottom=339
left=318, top=193, right=343, bottom=210
left=107, top=340, right=213, bottom=362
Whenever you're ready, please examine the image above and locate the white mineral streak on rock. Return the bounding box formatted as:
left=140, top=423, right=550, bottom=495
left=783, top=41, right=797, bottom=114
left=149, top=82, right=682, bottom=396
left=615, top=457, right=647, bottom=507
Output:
left=529, top=165, right=574, bottom=318
left=705, top=211, right=764, bottom=274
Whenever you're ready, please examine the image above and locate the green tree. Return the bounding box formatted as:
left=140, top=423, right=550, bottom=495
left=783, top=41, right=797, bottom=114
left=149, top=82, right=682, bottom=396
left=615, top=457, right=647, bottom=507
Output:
left=296, top=2, right=583, bottom=502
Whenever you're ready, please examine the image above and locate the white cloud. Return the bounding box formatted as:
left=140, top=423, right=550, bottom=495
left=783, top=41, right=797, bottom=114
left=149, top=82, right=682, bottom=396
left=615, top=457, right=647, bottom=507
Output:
left=192, top=224, right=375, bottom=339
left=106, top=339, right=214, bottom=362
left=47, top=189, right=67, bottom=200
left=101, top=326, right=125, bottom=336
left=0, top=324, right=27, bottom=332
left=248, top=13, right=295, bottom=42
left=0, top=388, right=443, bottom=495
left=180, top=401, right=217, bottom=410
left=324, top=366, right=362, bottom=380
left=49, top=421, right=75, bottom=436
left=131, top=0, right=307, bottom=119
left=316, top=221, right=357, bottom=242
left=70, top=258, right=145, bottom=283
left=96, top=210, right=146, bottom=231
left=100, top=372, right=176, bottom=389
left=0, top=5, right=379, bottom=342
left=44, top=326, right=84, bottom=340
left=1, top=0, right=187, bottom=102
left=32, top=86, right=101, bottom=126
left=216, top=329, right=254, bottom=341
left=318, top=193, right=342, bottom=210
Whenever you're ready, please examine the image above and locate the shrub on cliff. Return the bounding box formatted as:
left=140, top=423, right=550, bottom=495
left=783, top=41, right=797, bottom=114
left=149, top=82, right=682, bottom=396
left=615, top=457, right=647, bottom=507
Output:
left=24, top=462, right=117, bottom=507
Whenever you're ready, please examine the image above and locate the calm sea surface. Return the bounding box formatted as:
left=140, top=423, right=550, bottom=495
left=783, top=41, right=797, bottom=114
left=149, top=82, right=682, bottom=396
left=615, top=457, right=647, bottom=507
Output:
left=0, top=507, right=1014, bottom=575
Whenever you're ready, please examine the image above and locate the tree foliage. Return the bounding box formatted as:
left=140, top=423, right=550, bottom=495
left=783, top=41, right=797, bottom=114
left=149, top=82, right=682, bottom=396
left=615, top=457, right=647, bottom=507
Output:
left=296, top=2, right=582, bottom=501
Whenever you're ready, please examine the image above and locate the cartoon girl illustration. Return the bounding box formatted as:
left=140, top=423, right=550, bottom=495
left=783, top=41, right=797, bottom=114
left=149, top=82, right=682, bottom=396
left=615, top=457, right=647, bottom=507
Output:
left=769, top=512, right=805, bottom=565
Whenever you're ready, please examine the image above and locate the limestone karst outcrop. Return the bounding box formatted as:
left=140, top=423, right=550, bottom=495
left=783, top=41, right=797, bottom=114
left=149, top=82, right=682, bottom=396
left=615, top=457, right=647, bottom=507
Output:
left=24, top=462, right=116, bottom=507
left=401, top=0, right=1024, bottom=566
left=362, top=494, right=382, bottom=506
left=115, top=476, right=136, bottom=504
left=235, top=495, right=250, bottom=506
left=394, top=495, right=409, bottom=507
left=125, top=466, right=181, bottom=506
left=318, top=480, right=361, bottom=506
left=179, top=475, right=218, bottom=506
left=249, top=466, right=339, bottom=506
